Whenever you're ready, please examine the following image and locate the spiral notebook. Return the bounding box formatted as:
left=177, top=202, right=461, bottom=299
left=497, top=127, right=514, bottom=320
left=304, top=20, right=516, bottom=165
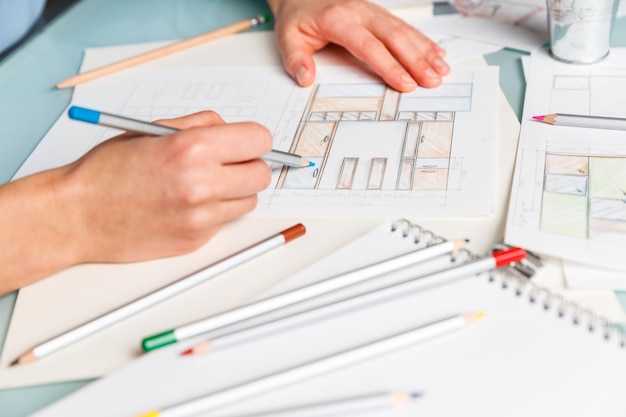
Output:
left=33, top=220, right=626, bottom=417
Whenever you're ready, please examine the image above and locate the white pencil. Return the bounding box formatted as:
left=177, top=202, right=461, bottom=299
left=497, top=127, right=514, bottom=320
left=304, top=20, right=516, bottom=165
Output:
left=68, top=106, right=314, bottom=168
left=209, top=391, right=422, bottom=417
left=142, top=238, right=467, bottom=352
left=10, top=224, right=306, bottom=366
left=533, top=113, right=626, bottom=131
left=180, top=246, right=525, bottom=357
left=135, top=313, right=482, bottom=417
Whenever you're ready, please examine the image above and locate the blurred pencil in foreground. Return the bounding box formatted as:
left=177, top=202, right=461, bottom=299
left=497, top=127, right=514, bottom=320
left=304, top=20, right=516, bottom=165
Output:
left=211, top=391, right=422, bottom=417
left=135, top=313, right=482, bottom=417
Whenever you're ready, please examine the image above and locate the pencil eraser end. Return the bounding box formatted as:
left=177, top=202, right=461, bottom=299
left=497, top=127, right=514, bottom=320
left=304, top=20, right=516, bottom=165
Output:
left=68, top=106, right=100, bottom=124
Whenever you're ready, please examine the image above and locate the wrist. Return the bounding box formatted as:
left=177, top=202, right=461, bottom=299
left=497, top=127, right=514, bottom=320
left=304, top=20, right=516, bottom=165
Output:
left=0, top=166, right=88, bottom=293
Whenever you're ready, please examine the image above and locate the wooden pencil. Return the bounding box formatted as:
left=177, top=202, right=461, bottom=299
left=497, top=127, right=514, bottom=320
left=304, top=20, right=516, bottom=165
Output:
left=56, top=14, right=270, bottom=89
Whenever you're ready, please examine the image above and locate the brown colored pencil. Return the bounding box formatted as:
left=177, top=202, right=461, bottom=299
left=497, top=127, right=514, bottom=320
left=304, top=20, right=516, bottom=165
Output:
left=56, top=14, right=269, bottom=89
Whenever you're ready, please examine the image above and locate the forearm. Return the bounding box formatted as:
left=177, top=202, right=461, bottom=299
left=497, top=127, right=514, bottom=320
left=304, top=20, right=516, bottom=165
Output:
left=0, top=167, right=83, bottom=295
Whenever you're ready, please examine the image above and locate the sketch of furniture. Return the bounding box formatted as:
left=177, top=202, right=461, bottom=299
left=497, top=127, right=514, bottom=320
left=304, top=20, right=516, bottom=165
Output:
left=277, top=83, right=471, bottom=193
left=541, top=153, right=626, bottom=239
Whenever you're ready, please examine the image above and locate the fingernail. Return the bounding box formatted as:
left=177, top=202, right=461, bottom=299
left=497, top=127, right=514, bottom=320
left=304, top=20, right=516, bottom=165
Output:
left=296, top=66, right=307, bottom=86
left=433, top=58, right=449, bottom=70
left=401, top=74, right=418, bottom=89
left=425, top=68, right=440, bottom=79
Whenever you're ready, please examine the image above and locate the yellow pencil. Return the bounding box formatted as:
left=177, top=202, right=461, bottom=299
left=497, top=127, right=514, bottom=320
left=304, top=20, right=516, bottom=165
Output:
left=55, top=14, right=270, bottom=89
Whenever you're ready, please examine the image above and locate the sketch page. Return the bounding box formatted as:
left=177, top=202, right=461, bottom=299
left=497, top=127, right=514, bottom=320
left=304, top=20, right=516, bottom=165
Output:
left=505, top=48, right=626, bottom=272
left=0, top=38, right=508, bottom=388
left=564, top=261, right=626, bottom=291
left=412, top=9, right=548, bottom=52
left=32, top=223, right=626, bottom=417
left=14, top=65, right=500, bottom=218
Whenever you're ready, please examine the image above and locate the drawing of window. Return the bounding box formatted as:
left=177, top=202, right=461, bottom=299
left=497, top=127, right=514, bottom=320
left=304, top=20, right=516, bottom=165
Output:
left=367, top=158, right=387, bottom=190
left=416, top=112, right=436, bottom=121
left=398, top=159, right=414, bottom=190
left=337, top=158, right=359, bottom=189
left=403, top=123, right=421, bottom=158
left=380, top=89, right=400, bottom=121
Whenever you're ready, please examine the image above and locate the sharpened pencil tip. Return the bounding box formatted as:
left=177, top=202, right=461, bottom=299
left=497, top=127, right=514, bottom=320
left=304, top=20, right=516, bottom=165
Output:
left=9, top=358, right=19, bottom=367
left=308, top=161, right=315, bottom=167
left=532, top=115, right=545, bottom=121
left=181, top=348, right=194, bottom=356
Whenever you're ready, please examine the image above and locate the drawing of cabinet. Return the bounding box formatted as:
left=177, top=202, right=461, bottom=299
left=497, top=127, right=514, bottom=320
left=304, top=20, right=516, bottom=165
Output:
left=417, top=121, right=453, bottom=158
left=294, top=122, right=335, bottom=157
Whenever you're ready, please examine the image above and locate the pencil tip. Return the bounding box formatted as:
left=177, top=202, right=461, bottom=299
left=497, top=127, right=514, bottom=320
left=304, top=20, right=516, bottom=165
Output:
left=532, top=115, right=545, bottom=121
left=181, top=348, right=193, bottom=356
left=9, top=358, right=19, bottom=367
left=308, top=161, right=315, bottom=167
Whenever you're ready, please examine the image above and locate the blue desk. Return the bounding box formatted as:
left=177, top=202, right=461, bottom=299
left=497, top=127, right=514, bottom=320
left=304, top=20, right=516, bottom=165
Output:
left=0, top=0, right=624, bottom=415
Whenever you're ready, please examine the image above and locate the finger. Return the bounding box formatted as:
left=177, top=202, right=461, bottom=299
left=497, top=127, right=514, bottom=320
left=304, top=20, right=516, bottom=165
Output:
left=274, top=27, right=320, bottom=87
left=369, top=16, right=450, bottom=88
left=191, top=121, right=274, bottom=164
left=204, top=194, right=260, bottom=226
left=208, top=159, right=272, bottom=200
left=323, top=22, right=419, bottom=91
left=154, top=110, right=226, bottom=130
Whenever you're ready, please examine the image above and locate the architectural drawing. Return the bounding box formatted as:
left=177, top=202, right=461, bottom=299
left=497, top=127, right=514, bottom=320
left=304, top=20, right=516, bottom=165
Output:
left=16, top=65, right=499, bottom=217
left=542, top=153, right=626, bottom=240
left=274, top=83, right=465, bottom=195
left=505, top=49, right=626, bottom=271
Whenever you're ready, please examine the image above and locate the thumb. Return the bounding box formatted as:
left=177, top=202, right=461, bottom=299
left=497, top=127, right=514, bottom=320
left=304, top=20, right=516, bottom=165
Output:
left=278, top=34, right=318, bottom=87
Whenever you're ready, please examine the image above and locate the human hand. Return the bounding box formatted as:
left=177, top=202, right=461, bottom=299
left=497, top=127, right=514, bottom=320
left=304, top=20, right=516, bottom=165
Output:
left=267, top=0, right=450, bottom=91
left=59, top=111, right=273, bottom=264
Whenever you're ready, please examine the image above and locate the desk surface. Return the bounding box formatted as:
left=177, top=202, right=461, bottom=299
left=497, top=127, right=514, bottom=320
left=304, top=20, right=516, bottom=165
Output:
left=0, top=0, right=624, bottom=415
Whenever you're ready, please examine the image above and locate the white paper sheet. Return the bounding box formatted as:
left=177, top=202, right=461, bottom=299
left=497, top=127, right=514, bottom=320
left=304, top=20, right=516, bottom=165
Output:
left=31, top=222, right=626, bottom=417
left=14, top=67, right=501, bottom=218
left=564, top=261, right=626, bottom=291
left=505, top=47, right=626, bottom=272
left=412, top=11, right=548, bottom=52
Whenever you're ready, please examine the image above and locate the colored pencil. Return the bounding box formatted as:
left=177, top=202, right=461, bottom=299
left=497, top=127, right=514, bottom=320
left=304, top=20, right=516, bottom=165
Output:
left=135, top=313, right=482, bottom=417
left=68, top=106, right=314, bottom=168
left=142, top=239, right=468, bottom=352
left=211, top=391, right=422, bottom=417
left=10, top=224, right=306, bottom=366
left=533, top=113, right=626, bottom=131
left=180, top=246, right=525, bottom=357
left=56, top=14, right=270, bottom=89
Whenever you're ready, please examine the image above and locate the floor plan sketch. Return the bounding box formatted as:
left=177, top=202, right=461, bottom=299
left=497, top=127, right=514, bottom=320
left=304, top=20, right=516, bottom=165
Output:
left=15, top=65, right=499, bottom=217
left=506, top=48, right=626, bottom=271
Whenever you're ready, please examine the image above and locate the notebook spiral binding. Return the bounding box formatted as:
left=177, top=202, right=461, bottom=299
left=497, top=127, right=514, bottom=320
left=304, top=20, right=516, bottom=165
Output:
left=389, top=219, right=626, bottom=348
